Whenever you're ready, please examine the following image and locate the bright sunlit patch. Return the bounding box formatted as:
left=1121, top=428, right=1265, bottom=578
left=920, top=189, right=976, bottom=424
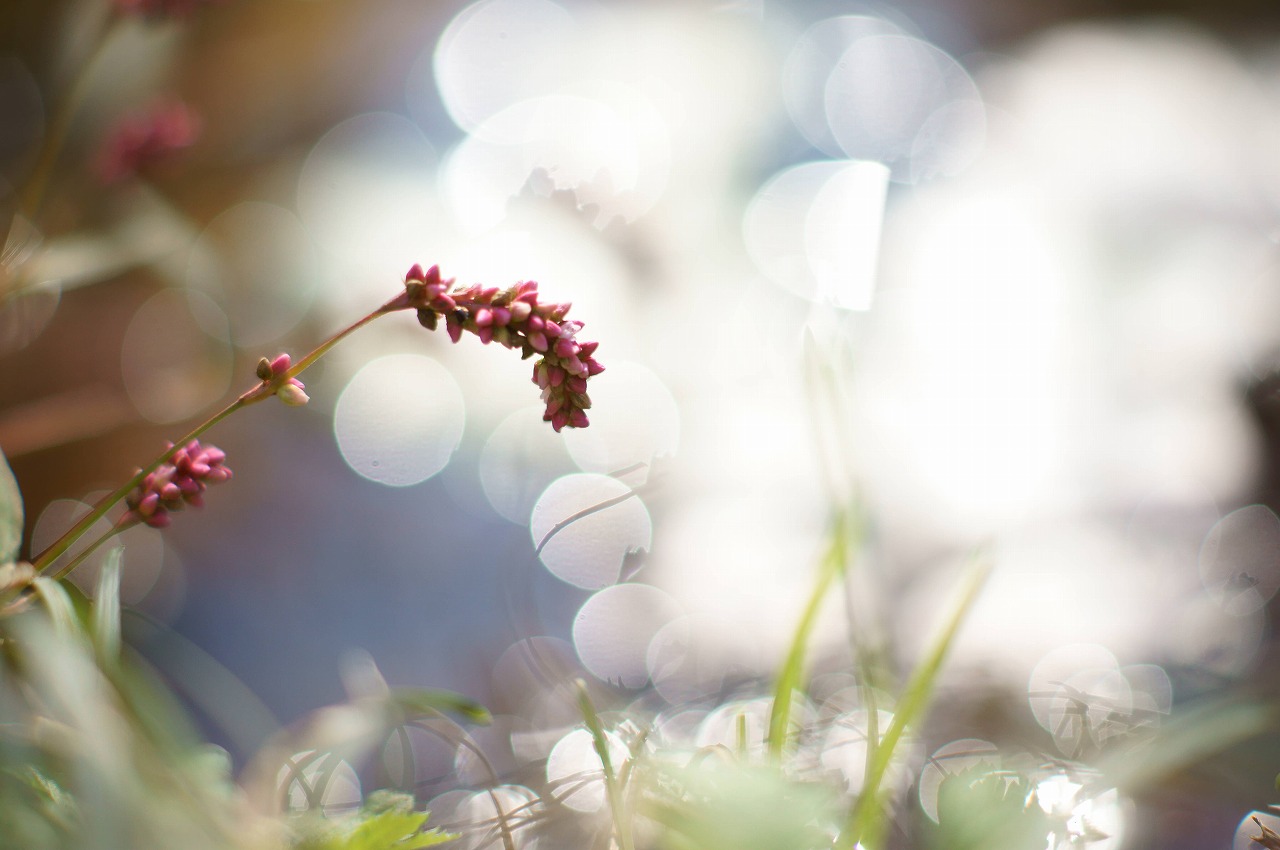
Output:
left=917, top=738, right=1000, bottom=822
left=743, top=160, right=889, bottom=309
left=530, top=473, right=651, bottom=589
left=121, top=288, right=232, bottom=424
left=561, top=361, right=679, bottom=483
left=333, top=354, right=464, bottom=487
left=573, top=582, right=681, bottom=688
left=441, top=89, right=670, bottom=231
left=480, top=405, right=577, bottom=524
left=1198, top=504, right=1280, bottom=616
left=1035, top=775, right=1126, bottom=850
left=186, top=202, right=318, bottom=347
left=295, top=112, right=441, bottom=281
left=545, top=727, right=627, bottom=813
left=823, top=34, right=984, bottom=182
left=433, top=0, right=577, bottom=134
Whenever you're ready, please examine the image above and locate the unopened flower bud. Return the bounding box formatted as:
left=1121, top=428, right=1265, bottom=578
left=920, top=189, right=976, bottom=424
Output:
left=276, top=383, right=310, bottom=406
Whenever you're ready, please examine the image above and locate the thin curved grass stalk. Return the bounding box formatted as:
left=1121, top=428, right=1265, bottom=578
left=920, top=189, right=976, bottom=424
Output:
left=767, top=506, right=860, bottom=760
left=576, top=679, right=634, bottom=850
left=836, top=549, right=993, bottom=850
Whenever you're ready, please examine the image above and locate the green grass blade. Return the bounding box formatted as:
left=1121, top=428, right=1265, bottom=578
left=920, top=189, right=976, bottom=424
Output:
left=92, top=546, right=122, bottom=662
left=575, top=679, right=633, bottom=850
left=837, top=550, right=992, bottom=849
left=767, top=508, right=857, bottom=760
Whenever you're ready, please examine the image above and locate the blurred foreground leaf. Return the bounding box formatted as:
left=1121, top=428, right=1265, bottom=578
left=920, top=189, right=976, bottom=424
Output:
left=389, top=688, right=490, bottom=725
left=0, top=448, right=21, bottom=563
left=292, top=791, right=455, bottom=850
left=642, top=760, right=840, bottom=850
left=1096, top=697, right=1275, bottom=791
left=933, top=765, right=1049, bottom=850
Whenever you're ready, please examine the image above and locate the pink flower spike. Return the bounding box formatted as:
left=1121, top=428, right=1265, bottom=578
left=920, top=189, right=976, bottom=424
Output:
left=270, top=353, right=292, bottom=376
left=97, top=100, right=200, bottom=184
left=578, top=341, right=599, bottom=357
left=551, top=410, right=569, bottom=432
left=548, top=365, right=566, bottom=387
left=528, top=332, right=549, bottom=352
left=569, top=409, right=589, bottom=428
left=474, top=308, right=493, bottom=327
left=491, top=307, right=511, bottom=326
left=406, top=263, right=425, bottom=282
left=553, top=338, right=576, bottom=358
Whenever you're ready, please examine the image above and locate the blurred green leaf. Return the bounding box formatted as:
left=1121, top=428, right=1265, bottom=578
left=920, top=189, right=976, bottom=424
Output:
left=29, top=577, right=79, bottom=639
left=0, top=448, right=22, bottom=564
left=92, top=547, right=122, bottom=661
left=292, top=792, right=455, bottom=850
left=933, top=765, right=1048, bottom=850
left=388, top=688, right=490, bottom=725
left=1097, top=698, right=1276, bottom=791
left=642, top=761, right=840, bottom=850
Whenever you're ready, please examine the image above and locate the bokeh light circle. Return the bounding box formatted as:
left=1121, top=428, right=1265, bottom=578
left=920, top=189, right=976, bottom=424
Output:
left=743, top=160, right=889, bottom=308
left=1199, top=504, right=1280, bottom=615
left=479, top=405, right=576, bottom=524
left=186, top=202, right=319, bottom=347
left=560, top=362, right=679, bottom=480
left=917, top=738, right=1000, bottom=822
left=573, top=582, right=680, bottom=688
left=296, top=111, right=438, bottom=272
left=434, top=0, right=577, bottom=133
left=783, top=15, right=909, bottom=157
left=823, top=34, right=984, bottom=181
left=120, top=288, right=233, bottom=424
left=333, top=354, right=464, bottom=487
left=529, top=473, right=651, bottom=589
left=545, top=727, right=627, bottom=812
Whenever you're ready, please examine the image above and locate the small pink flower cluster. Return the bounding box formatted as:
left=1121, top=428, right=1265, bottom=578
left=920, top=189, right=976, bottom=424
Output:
left=257, top=353, right=309, bottom=406
left=123, top=440, right=231, bottom=528
left=96, top=101, right=199, bottom=184
left=114, top=0, right=219, bottom=18
left=399, top=264, right=604, bottom=431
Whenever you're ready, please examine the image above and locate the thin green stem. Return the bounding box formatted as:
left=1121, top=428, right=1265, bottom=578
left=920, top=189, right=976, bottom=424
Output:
left=31, top=394, right=250, bottom=572
left=20, top=14, right=123, bottom=220
left=835, top=551, right=992, bottom=850
left=48, top=520, right=129, bottom=582
left=767, top=507, right=858, bottom=760
left=575, top=679, right=633, bottom=850
left=284, top=300, right=399, bottom=380
left=31, top=298, right=405, bottom=575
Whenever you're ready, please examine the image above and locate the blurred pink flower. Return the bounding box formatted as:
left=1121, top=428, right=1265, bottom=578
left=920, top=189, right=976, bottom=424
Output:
left=123, top=440, right=232, bottom=528
left=398, top=264, right=604, bottom=431
left=96, top=101, right=199, bottom=184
